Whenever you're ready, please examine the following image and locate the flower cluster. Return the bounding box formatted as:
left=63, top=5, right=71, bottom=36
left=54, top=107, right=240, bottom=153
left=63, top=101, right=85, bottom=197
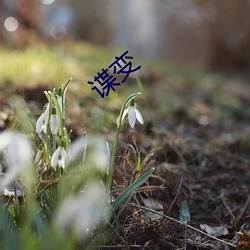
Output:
left=36, top=89, right=62, bottom=136
left=35, top=84, right=68, bottom=172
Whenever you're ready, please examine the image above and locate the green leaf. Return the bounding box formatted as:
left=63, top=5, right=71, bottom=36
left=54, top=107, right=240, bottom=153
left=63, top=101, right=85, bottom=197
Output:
left=32, top=209, right=46, bottom=237
left=0, top=207, right=21, bottom=250
left=112, top=167, right=154, bottom=211
left=112, top=193, right=133, bottom=225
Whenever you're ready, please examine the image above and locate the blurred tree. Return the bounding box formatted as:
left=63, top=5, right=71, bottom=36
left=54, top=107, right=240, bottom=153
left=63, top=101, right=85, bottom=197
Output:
left=204, top=0, right=250, bottom=71
left=64, top=0, right=113, bottom=45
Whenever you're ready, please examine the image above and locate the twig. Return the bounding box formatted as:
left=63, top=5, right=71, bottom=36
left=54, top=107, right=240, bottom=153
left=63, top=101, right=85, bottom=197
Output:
left=233, top=192, right=250, bottom=227
left=184, top=221, right=187, bottom=250
left=221, top=190, right=236, bottom=221
left=166, top=178, right=183, bottom=215
left=130, top=203, right=237, bottom=249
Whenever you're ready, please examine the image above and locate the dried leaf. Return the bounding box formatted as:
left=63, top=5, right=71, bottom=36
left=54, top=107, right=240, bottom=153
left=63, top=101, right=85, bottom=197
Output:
left=237, top=231, right=250, bottom=248
left=179, top=199, right=191, bottom=222
left=200, top=224, right=229, bottom=237
left=143, top=198, right=164, bottom=210
left=142, top=198, right=164, bottom=221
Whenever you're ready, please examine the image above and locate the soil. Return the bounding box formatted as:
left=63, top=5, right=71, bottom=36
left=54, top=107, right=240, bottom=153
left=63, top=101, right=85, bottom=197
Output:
left=1, top=71, right=250, bottom=250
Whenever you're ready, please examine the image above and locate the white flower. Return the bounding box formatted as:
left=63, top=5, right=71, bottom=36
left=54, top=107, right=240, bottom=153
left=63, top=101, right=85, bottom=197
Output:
left=57, top=95, right=63, bottom=111
left=120, top=100, right=144, bottom=128
left=36, top=104, right=50, bottom=133
left=54, top=182, right=109, bottom=240
left=0, top=130, right=33, bottom=190
left=67, top=136, right=110, bottom=173
left=51, top=145, right=67, bottom=169
left=89, top=137, right=110, bottom=173
left=50, top=106, right=60, bottom=135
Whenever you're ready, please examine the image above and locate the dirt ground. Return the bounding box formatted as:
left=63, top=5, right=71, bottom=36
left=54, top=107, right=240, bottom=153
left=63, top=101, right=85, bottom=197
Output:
left=1, top=68, right=250, bottom=250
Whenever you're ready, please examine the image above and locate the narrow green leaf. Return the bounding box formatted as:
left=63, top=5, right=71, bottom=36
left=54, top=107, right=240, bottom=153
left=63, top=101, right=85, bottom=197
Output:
left=112, top=167, right=154, bottom=211
left=32, top=210, right=45, bottom=237
left=112, top=192, right=133, bottom=225
left=135, top=152, right=141, bottom=172
left=0, top=208, right=21, bottom=250
left=62, top=78, right=72, bottom=98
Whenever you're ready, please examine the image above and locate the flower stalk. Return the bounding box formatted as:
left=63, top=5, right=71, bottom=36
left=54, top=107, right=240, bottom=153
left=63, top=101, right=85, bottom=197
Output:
left=106, top=92, right=141, bottom=196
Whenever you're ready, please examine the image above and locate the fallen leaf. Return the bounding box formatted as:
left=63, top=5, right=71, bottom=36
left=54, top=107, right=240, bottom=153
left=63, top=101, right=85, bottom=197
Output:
left=200, top=224, right=229, bottom=237
left=143, top=198, right=163, bottom=210
left=237, top=231, right=250, bottom=248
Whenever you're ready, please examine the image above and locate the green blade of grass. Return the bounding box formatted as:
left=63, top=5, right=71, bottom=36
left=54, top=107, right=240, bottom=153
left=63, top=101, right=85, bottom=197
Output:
left=112, top=167, right=154, bottom=211
left=0, top=208, right=21, bottom=250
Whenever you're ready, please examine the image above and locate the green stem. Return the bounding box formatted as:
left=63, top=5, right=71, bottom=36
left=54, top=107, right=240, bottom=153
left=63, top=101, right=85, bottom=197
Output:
left=106, top=92, right=141, bottom=196
left=52, top=134, right=56, bottom=152
left=49, top=92, right=63, bottom=136
left=45, top=97, right=53, bottom=164
left=61, top=78, right=72, bottom=127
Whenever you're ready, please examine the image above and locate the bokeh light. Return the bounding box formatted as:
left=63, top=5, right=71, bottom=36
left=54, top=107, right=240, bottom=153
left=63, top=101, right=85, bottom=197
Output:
left=4, top=17, right=19, bottom=32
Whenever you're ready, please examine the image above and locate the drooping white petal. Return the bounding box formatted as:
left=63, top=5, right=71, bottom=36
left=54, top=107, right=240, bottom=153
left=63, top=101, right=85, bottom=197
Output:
left=36, top=113, right=45, bottom=133
left=36, top=104, right=50, bottom=134
left=50, top=114, right=59, bottom=135
left=59, top=148, right=67, bottom=169
left=135, top=109, right=144, bottom=125
left=57, top=96, right=63, bottom=111
left=0, top=130, right=33, bottom=190
left=41, top=121, right=48, bottom=133
left=68, top=136, right=109, bottom=172
left=67, top=136, right=88, bottom=163
left=54, top=182, right=109, bottom=240
left=43, top=103, right=50, bottom=119
left=51, top=147, right=67, bottom=169
left=92, top=138, right=110, bottom=173
left=5, top=133, right=32, bottom=171
left=121, top=107, right=129, bottom=121
left=57, top=158, right=65, bottom=169
left=128, top=107, right=136, bottom=128
left=51, top=147, right=61, bottom=168
left=0, top=130, right=13, bottom=151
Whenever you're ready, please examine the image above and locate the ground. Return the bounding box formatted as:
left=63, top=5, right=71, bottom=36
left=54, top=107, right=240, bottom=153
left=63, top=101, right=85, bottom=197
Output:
left=0, top=42, right=249, bottom=249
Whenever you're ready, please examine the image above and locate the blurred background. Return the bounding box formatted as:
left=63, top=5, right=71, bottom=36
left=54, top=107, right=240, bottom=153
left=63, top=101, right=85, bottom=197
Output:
left=1, top=0, right=250, bottom=73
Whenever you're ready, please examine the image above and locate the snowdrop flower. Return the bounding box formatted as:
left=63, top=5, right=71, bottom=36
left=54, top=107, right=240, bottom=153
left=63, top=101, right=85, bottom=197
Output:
left=36, top=103, right=50, bottom=133
left=35, top=144, right=43, bottom=164
left=54, top=182, right=109, bottom=240
left=57, top=94, right=63, bottom=112
left=67, top=135, right=110, bottom=173
left=120, top=99, right=144, bottom=128
left=88, top=137, right=110, bottom=173
left=50, top=106, right=59, bottom=135
left=0, top=130, right=33, bottom=190
left=51, top=143, right=67, bottom=169
left=57, top=87, right=63, bottom=106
